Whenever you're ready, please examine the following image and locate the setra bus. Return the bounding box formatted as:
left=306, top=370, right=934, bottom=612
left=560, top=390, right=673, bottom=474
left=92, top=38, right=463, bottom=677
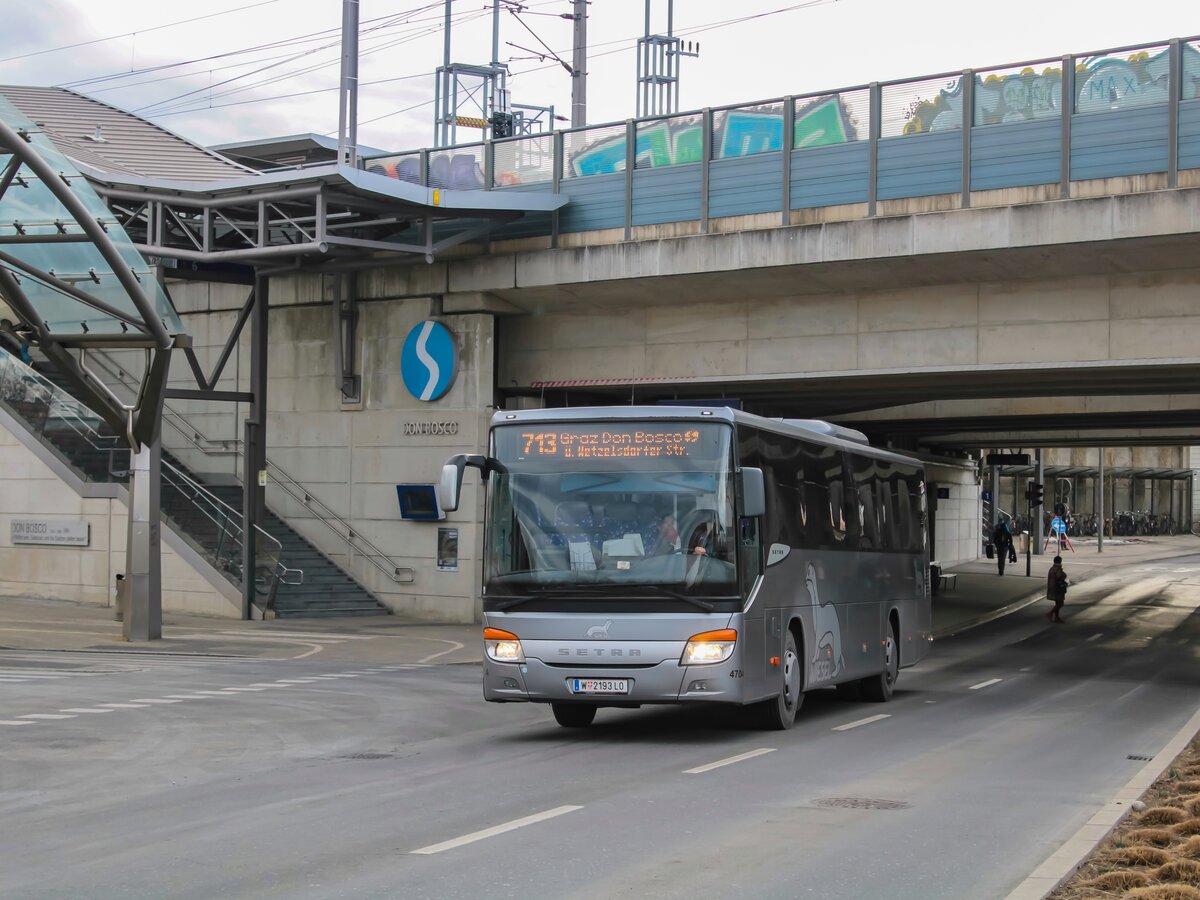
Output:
left=440, top=406, right=931, bottom=729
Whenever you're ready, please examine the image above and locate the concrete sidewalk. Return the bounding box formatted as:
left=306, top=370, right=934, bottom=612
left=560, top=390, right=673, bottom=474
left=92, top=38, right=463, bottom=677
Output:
left=932, top=533, right=1200, bottom=637
left=1, top=534, right=1196, bottom=663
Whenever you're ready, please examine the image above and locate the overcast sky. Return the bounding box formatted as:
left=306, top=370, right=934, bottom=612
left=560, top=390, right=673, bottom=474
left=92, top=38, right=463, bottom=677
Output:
left=0, top=0, right=1195, bottom=153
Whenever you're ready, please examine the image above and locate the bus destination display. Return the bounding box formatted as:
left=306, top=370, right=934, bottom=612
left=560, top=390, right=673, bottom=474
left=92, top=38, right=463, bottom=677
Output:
left=496, top=424, right=720, bottom=461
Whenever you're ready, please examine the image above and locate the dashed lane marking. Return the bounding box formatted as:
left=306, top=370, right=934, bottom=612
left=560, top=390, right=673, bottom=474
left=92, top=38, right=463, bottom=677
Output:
left=164, top=694, right=215, bottom=700
left=969, top=678, right=1004, bottom=690
left=411, top=806, right=583, bottom=855
left=683, top=748, right=776, bottom=775
left=832, top=714, right=892, bottom=732
left=59, top=708, right=114, bottom=714
left=95, top=703, right=150, bottom=709
left=1087, top=632, right=1104, bottom=642
left=0, top=719, right=35, bottom=725
left=130, top=699, right=182, bottom=704
left=218, top=687, right=267, bottom=692
left=18, top=713, right=76, bottom=720
left=274, top=679, right=316, bottom=684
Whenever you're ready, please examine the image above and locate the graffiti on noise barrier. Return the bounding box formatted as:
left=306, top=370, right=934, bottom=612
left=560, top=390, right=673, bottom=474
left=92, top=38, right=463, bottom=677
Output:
left=569, top=95, right=860, bottom=177
left=903, top=43, right=1200, bottom=134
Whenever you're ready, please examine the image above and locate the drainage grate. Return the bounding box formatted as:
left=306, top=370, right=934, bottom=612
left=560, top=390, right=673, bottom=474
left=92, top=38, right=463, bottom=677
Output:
left=340, top=752, right=394, bottom=760
left=1127, top=754, right=1154, bottom=761
left=816, top=797, right=910, bottom=811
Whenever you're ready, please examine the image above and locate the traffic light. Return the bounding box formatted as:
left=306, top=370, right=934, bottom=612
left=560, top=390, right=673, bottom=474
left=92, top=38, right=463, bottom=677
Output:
left=1026, top=482, right=1044, bottom=506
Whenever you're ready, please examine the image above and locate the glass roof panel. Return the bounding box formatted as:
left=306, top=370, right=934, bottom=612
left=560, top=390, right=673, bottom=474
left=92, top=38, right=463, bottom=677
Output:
left=0, top=95, right=182, bottom=336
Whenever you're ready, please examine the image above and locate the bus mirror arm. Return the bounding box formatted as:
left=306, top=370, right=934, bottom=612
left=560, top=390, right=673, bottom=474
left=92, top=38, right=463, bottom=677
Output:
left=440, top=454, right=490, bottom=512
left=739, top=467, right=766, bottom=518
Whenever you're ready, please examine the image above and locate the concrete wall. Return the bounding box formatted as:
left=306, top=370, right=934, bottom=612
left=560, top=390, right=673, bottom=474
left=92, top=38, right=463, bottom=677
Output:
left=497, top=267, right=1200, bottom=387
left=166, top=278, right=494, bottom=624
left=0, top=423, right=237, bottom=616
left=924, top=459, right=981, bottom=567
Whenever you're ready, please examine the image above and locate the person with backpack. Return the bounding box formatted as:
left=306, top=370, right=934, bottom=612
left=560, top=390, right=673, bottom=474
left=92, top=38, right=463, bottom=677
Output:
left=1046, top=556, right=1068, bottom=623
left=992, top=518, right=1014, bottom=575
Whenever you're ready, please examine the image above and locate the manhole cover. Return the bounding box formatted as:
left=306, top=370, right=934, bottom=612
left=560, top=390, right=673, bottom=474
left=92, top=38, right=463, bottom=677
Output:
left=816, top=797, right=910, bottom=811
left=340, top=752, right=394, bottom=760
left=1127, top=754, right=1154, bottom=761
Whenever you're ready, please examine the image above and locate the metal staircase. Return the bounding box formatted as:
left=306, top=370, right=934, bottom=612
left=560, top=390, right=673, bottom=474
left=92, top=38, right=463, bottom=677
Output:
left=0, top=345, right=390, bottom=618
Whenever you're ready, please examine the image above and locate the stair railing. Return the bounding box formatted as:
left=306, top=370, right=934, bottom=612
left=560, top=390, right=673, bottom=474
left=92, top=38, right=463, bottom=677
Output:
left=84, top=347, right=416, bottom=585
left=1, top=348, right=294, bottom=600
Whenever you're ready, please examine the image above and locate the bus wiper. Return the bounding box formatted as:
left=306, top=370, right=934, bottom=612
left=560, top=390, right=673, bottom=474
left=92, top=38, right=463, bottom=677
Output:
left=633, top=585, right=715, bottom=612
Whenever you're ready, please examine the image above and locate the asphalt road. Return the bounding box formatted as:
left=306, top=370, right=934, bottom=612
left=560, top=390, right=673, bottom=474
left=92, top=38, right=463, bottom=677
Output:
left=2, top=558, right=1199, bottom=900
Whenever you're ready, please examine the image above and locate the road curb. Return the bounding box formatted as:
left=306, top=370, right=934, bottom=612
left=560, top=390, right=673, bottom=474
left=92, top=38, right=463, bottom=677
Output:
left=1005, top=704, right=1200, bottom=900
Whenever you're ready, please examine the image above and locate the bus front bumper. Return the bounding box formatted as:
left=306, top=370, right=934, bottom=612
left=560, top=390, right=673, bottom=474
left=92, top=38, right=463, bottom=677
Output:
left=484, top=654, right=746, bottom=705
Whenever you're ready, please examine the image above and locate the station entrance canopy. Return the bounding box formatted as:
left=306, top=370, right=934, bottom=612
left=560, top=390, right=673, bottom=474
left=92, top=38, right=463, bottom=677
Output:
left=0, top=86, right=566, bottom=638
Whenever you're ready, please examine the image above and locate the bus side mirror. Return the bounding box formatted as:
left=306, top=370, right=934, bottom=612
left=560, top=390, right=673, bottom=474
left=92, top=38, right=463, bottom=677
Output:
left=740, top=467, right=765, bottom=518
left=439, top=454, right=489, bottom=512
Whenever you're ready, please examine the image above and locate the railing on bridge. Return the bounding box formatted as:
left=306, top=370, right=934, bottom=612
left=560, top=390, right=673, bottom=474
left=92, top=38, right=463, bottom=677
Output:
left=362, top=35, right=1200, bottom=243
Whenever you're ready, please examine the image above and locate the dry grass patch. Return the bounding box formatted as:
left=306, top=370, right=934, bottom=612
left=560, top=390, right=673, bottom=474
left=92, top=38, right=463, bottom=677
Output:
left=1178, top=781, right=1200, bottom=794
left=1083, top=870, right=1151, bottom=892
left=1125, top=886, right=1200, bottom=900
left=1102, top=846, right=1174, bottom=867
left=1182, top=837, right=1200, bottom=860
left=1143, top=807, right=1190, bottom=826
left=1130, top=828, right=1180, bottom=847
left=1175, top=819, right=1200, bottom=838
left=1155, top=859, right=1200, bottom=886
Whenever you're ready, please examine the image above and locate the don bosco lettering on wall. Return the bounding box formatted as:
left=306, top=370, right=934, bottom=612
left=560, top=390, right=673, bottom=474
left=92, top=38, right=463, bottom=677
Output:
left=400, top=320, right=458, bottom=402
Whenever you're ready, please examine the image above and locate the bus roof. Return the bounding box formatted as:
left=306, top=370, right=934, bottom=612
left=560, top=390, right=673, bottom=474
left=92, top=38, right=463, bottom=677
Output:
left=489, top=406, right=923, bottom=470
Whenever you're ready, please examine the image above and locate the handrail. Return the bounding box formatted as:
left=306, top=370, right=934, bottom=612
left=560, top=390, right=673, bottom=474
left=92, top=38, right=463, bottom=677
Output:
left=82, top=347, right=414, bottom=584
left=0, top=347, right=289, bottom=598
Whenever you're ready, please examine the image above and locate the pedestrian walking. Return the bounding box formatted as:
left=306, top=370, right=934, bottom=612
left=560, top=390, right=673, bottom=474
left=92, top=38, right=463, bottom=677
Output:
left=1046, top=555, right=1068, bottom=623
left=992, top=518, right=1014, bottom=575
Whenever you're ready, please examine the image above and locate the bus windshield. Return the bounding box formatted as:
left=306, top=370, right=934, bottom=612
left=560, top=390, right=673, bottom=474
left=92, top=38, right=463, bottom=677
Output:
left=485, top=422, right=737, bottom=597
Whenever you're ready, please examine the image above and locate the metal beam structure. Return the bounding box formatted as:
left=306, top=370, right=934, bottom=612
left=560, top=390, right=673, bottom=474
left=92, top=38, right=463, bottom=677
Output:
left=0, top=112, right=177, bottom=640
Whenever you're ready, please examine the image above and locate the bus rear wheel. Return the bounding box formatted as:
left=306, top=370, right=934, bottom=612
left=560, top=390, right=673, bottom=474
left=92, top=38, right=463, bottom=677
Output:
left=758, top=630, right=802, bottom=730
left=859, top=620, right=899, bottom=702
left=552, top=703, right=597, bottom=728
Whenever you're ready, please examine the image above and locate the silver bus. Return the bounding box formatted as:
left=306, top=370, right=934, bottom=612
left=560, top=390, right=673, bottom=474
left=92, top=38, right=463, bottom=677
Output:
left=441, top=407, right=931, bottom=729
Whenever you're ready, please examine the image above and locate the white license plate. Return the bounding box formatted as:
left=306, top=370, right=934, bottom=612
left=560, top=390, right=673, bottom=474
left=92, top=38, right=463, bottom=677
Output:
left=569, top=678, right=630, bottom=695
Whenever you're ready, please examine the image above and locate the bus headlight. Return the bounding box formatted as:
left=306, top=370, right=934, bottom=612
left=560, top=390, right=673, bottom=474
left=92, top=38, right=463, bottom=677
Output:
left=681, top=629, right=737, bottom=666
left=484, top=627, right=525, bottom=664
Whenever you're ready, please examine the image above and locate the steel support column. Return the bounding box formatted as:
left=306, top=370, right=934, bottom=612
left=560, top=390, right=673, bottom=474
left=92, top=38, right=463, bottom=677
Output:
left=1034, top=449, right=1044, bottom=555
left=123, top=434, right=162, bottom=640
left=241, top=272, right=269, bottom=619
left=1097, top=448, right=1105, bottom=553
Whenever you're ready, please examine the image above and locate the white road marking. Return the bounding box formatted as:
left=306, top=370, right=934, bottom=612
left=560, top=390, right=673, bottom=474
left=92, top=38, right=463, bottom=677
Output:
left=1087, top=633, right=1104, bottom=642
left=95, top=703, right=151, bottom=709
left=419, top=640, right=466, bottom=664
left=218, top=687, right=267, bottom=692
left=1019, top=667, right=1034, bottom=672
left=222, top=630, right=372, bottom=641
left=0, top=719, right=36, bottom=725
left=130, top=699, right=182, bottom=704
left=832, top=714, right=892, bottom=731
left=309, top=676, right=343, bottom=680
left=275, top=679, right=316, bottom=684
left=164, top=694, right=214, bottom=700
left=189, top=691, right=240, bottom=696
left=323, top=674, right=359, bottom=678
left=248, top=683, right=285, bottom=688
left=60, top=708, right=114, bottom=714
left=18, top=713, right=76, bottom=720
left=411, top=805, right=583, bottom=855
left=969, top=678, right=1003, bottom=690
left=683, top=747, right=776, bottom=775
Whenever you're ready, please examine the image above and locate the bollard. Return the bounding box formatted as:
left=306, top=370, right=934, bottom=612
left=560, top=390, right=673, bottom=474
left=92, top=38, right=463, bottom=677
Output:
left=113, top=573, right=126, bottom=622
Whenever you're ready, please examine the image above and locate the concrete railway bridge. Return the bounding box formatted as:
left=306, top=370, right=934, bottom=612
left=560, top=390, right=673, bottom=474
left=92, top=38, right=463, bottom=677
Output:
left=1, top=33, right=1199, bottom=626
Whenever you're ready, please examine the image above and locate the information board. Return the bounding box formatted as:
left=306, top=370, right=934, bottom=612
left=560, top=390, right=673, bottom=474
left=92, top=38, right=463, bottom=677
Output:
left=10, top=519, right=90, bottom=546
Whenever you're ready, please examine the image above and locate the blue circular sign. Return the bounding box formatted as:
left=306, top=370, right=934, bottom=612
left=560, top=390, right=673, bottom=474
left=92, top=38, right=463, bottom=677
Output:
left=400, top=320, right=457, bottom=402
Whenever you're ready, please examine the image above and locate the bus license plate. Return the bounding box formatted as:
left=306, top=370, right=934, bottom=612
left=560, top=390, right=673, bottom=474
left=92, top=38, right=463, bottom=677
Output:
left=570, top=678, right=629, bottom=695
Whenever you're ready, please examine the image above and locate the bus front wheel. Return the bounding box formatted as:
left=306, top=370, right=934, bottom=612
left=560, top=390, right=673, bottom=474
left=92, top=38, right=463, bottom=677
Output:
left=758, top=630, right=802, bottom=730
left=552, top=703, right=597, bottom=728
left=859, top=621, right=899, bottom=702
